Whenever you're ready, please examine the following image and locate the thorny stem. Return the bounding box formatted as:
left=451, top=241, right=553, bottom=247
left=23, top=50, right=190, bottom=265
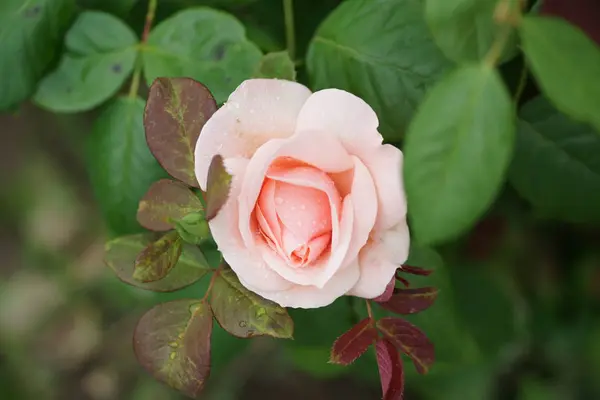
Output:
left=283, top=0, right=296, bottom=61
left=128, top=0, right=158, bottom=98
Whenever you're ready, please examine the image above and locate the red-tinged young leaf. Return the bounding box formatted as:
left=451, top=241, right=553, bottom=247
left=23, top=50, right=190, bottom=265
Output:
left=134, top=230, right=183, bottom=283
left=210, top=266, right=293, bottom=339
left=205, top=155, right=232, bottom=221
left=137, top=179, right=203, bottom=231
left=330, top=318, right=377, bottom=365
left=134, top=300, right=212, bottom=398
left=378, top=287, right=439, bottom=315
left=105, top=234, right=210, bottom=292
left=144, top=77, right=217, bottom=187
left=400, top=265, right=433, bottom=276
left=376, top=317, right=435, bottom=374
left=376, top=338, right=405, bottom=400
left=374, top=277, right=396, bottom=302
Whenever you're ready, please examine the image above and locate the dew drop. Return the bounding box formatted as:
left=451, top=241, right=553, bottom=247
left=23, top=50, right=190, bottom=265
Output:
left=275, top=197, right=283, bottom=205
left=300, top=204, right=306, bottom=210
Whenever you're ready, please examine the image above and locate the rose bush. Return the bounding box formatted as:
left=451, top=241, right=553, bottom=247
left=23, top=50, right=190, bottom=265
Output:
left=195, top=79, right=410, bottom=308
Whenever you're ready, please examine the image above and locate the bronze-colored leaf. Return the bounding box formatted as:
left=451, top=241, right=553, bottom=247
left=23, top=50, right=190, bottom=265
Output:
left=376, top=338, right=405, bottom=400
left=378, top=287, right=439, bottom=315
left=105, top=233, right=210, bottom=292
left=144, top=77, right=217, bottom=187
left=376, top=317, right=435, bottom=375
left=134, top=230, right=183, bottom=283
left=330, top=318, right=377, bottom=365
left=137, top=179, right=203, bottom=231
left=205, top=155, right=232, bottom=221
left=210, top=266, right=294, bottom=339
left=134, top=300, right=213, bottom=398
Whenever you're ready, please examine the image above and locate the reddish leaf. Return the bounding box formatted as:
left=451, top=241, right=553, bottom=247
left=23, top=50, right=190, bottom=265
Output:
left=137, top=179, right=203, bottom=231
left=374, top=277, right=396, bottom=302
left=134, top=300, right=213, bottom=398
left=205, top=155, right=232, bottom=221
left=134, top=230, right=183, bottom=283
left=376, top=317, right=435, bottom=374
left=376, top=338, right=405, bottom=400
left=210, top=266, right=293, bottom=339
left=400, top=265, right=433, bottom=276
left=378, top=287, right=439, bottom=315
left=144, top=77, right=217, bottom=187
left=105, top=234, right=210, bottom=292
left=330, top=318, right=377, bottom=365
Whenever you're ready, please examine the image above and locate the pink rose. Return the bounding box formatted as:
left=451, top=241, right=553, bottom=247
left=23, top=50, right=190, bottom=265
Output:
left=194, top=79, right=409, bottom=308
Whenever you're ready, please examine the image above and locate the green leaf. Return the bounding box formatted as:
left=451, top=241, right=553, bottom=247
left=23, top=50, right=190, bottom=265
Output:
left=0, top=0, right=75, bottom=110
left=105, top=233, right=211, bottom=292
left=134, top=231, right=183, bottom=283
left=33, top=11, right=137, bottom=112
left=253, top=51, right=296, bottom=80
left=133, top=299, right=212, bottom=398
left=172, top=212, right=211, bottom=245
left=87, top=96, right=168, bottom=235
left=404, top=64, right=514, bottom=245
left=509, top=96, right=600, bottom=222
left=142, top=8, right=263, bottom=104
left=520, top=16, right=600, bottom=133
left=77, top=0, right=139, bottom=16
left=307, top=0, right=451, bottom=140
left=205, top=155, right=232, bottom=221
left=144, top=77, right=218, bottom=187
left=425, top=0, right=518, bottom=63
left=137, top=179, right=203, bottom=231
left=210, top=266, right=294, bottom=339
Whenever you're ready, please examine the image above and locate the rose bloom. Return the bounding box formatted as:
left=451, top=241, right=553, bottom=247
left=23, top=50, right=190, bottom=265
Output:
left=195, top=79, right=409, bottom=308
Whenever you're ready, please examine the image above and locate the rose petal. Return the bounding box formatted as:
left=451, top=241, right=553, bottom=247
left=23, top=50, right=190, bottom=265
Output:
left=256, top=178, right=282, bottom=245
left=348, top=222, right=410, bottom=299
left=208, top=157, right=292, bottom=292
left=295, top=89, right=383, bottom=157
left=195, top=79, right=311, bottom=190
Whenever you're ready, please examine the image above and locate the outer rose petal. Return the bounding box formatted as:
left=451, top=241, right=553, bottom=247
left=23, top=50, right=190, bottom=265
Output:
left=348, top=222, right=410, bottom=299
left=363, top=144, right=407, bottom=231
left=208, top=157, right=292, bottom=292
left=295, top=89, right=383, bottom=157
left=194, top=79, right=311, bottom=190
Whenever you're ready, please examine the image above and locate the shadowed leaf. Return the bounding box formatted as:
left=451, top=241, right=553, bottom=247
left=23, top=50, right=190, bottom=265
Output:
left=133, top=300, right=213, bottom=398
left=144, top=77, right=217, bottom=187
left=137, top=179, right=203, bottom=231
left=374, top=277, right=396, bottom=302
left=376, top=317, right=435, bottom=374
left=254, top=51, right=296, bottom=80
left=378, top=287, right=439, bottom=315
left=134, top=231, right=183, bottom=283
left=330, top=318, right=377, bottom=365
left=205, top=155, right=232, bottom=221
left=105, top=234, right=210, bottom=292
left=376, top=338, right=405, bottom=400
left=210, top=266, right=293, bottom=339
left=401, top=265, right=433, bottom=276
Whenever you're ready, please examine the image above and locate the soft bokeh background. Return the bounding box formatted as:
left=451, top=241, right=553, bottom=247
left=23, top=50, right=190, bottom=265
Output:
left=2, top=0, right=600, bottom=399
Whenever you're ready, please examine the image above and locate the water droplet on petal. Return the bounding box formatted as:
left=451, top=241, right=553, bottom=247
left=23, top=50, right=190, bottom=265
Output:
left=275, top=197, right=283, bottom=205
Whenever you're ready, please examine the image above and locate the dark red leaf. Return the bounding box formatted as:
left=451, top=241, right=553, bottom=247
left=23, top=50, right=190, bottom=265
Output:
left=133, top=300, right=213, bottom=398
left=378, top=287, right=439, bottom=315
left=144, top=77, right=217, bottom=187
left=374, top=277, right=396, bottom=302
left=376, top=317, right=435, bottom=374
left=330, top=318, right=377, bottom=365
left=400, top=265, right=433, bottom=276
left=137, top=179, right=203, bottom=231
left=376, top=338, right=404, bottom=400
left=205, top=155, right=232, bottom=221
left=541, top=0, right=600, bottom=45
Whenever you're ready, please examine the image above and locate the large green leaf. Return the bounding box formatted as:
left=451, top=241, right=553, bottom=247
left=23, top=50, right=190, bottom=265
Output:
left=520, top=16, right=600, bottom=133
left=142, top=8, right=262, bottom=104
left=0, top=0, right=75, bottom=110
left=404, top=64, right=514, bottom=245
left=88, top=96, right=167, bottom=235
left=253, top=51, right=296, bottom=80
left=34, top=11, right=137, bottom=112
left=425, top=0, right=518, bottom=63
left=77, top=0, right=139, bottom=16
left=307, top=0, right=451, bottom=140
left=509, top=96, right=600, bottom=222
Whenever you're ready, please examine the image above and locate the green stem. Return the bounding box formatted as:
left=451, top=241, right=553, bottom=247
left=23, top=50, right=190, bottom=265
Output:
left=283, top=0, right=296, bottom=61
left=513, top=60, right=528, bottom=107
left=128, top=0, right=158, bottom=99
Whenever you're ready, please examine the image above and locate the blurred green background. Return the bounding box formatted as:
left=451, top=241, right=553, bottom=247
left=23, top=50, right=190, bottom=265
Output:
left=2, top=0, right=600, bottom=399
